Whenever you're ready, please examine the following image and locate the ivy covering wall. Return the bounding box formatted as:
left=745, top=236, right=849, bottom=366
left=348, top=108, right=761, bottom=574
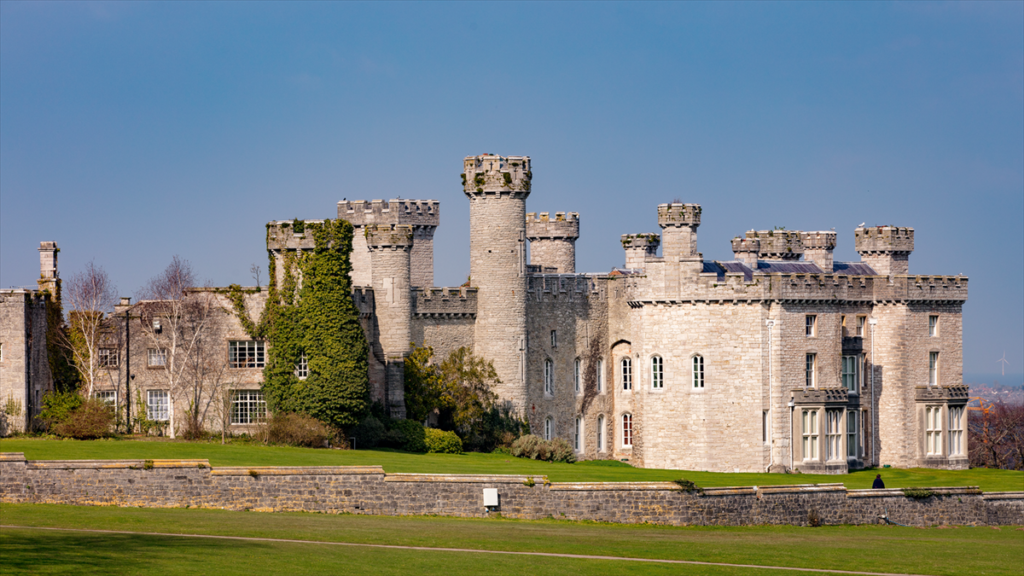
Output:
left=229, top=219, right=369, bottom=429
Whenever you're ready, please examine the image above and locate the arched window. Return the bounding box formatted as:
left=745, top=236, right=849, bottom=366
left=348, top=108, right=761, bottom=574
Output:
left=651, top=356, right=664, bottom=389
left=596, top=359, right=604, bottom=392
left=574, top=358, right=581, bottom=395
left=544, top=359, right=554, bottom=395
left=621, top=357, right=632, bottom=390
left=544, top=416, right=554, bottom=440
left=574, top=416, right=582, bottom=451
left=622, top=413, right=633, bottom=447
left=597, top=415, right=605, bottom=451
left=692, top=355, right=704, bottom=389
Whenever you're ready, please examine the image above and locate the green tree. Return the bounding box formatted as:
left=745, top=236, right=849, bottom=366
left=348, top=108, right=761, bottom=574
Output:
left=404, top=345, right=501, bottom=432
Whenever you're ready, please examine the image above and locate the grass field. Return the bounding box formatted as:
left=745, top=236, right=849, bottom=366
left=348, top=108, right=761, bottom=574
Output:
left=1, top=504, right=1021, bottom=576
left=2, top=437, right=1022, bottom=491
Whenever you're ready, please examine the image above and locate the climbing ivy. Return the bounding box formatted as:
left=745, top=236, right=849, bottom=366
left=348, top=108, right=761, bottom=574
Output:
left=39, top=280, right=79, bottom=394
left=230, top=219, right=369, bottom=429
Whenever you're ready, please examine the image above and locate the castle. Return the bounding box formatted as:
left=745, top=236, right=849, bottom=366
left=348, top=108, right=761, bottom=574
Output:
left=1, top=154, right=971, bottom=473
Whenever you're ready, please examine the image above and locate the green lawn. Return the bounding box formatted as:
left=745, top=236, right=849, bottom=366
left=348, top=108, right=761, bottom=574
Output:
left=2, top=437, right=1022, bottom=491
left=1, top=504, right=1022, bottom=576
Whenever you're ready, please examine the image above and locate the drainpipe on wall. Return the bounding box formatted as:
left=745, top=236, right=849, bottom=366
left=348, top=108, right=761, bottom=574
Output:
left=789, top=398, right=796, bottom=471
left=868, top=317, right=878, bottom=467
left=765, top=319, right=775, bottom=472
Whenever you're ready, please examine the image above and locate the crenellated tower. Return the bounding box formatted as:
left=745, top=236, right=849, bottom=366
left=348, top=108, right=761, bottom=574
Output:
left=855, top=226, right=914, bottom=276
left=622, top=234, right=660, bottom=271
left=37, top=241, right=59, bottom=294
left=801, top=231, right=836, bottom=273
left=338, top=199, right=439, bottom=288
left=266, top=220, right=319, bottom=290
left=658, top=203, right=703, bottom=294
left=366, top=224, right=414, bottom=419
left=526, top=212, right=579, bottom=273
left=730, top=237, right=760, bottom=268
left=745, top=230, right=804, bottom=260
left=464, top=154, right=532, bottom=412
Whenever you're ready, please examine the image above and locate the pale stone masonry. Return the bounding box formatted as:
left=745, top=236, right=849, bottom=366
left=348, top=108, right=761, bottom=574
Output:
left=2, top=155, right=971, bottom=476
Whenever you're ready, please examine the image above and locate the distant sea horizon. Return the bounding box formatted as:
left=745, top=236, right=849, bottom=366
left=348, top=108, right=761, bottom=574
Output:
left=964, top=373, right=1024, bottom=388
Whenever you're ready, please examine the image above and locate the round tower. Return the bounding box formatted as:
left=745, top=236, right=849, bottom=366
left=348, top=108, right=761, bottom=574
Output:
left=745, top=230, right=804, bottom=260
left=526, top=212, right=579, bottom=273
left=855, top=225, right=914, bottom=276
left=801, top=231, right=837, bottom=273
left=621, top=234, right=660, bottom=271
left=464, top=154, right=532, bottom=412
left=367, top=224, right=414, bottom=419
left=657, top=203, right=701, bottom=259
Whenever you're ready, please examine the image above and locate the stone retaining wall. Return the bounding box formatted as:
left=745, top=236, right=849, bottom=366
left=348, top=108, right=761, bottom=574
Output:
left=1, top=454, right=1020, bottom=527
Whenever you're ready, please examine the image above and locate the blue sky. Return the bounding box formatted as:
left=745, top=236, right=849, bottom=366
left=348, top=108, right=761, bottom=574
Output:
left=2, top=2, right=1021, bottom=383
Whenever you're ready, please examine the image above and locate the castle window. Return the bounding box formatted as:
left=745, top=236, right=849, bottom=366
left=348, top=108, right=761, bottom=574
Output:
left=230, top=340, right=265, bottom=369
left=295, top=354, right=309, bottom=380
left=544, top=359, right=554, bottom=395
left=925, top=406, right=942, bottom=455
left=550, top=330, right=557, bottom=348
left=597, top=415, right=605, bottom=451
left=841, top=315, right=847, bottom=337
left=544, top=417, right=553, bottom=441
left=147, top=390, right=169, bottom=421
left=622, top=413, right=633, bottom=447
left=574, top=416, right=582, bottom=452
left=692, top=355, right=704, bottom=389
left=847, top=409, right=859, bottom=458
left=95, top=390, right=117, bottom=406
left=621, top=357, right=632, bottom=390
left=148, top=348, right=167, bottom=367
left=805, top=315, right=817, bottom=337
left=826, top=409, right=842, bottom=462
left=801, top=409, right=818, bottom=460
left=651, top=356, right=664, bottom=389
left=949, top=406, right=964, bottom=456
left=596, top=359, right=604, bottom=392
left=841, top=355, right=859, bottom=393
left=929, top=315, right=939, bottom=337
left=98, top=348, right=119, bottom=368
left=805, top=354, right=816, bottom=387
left=574, top=359, right=581, bottom=394
left=856, top=316, right=866, bottom=337
left=231, top=390, right=267, bottom=425
left=928, top=352, right=939, bottom=386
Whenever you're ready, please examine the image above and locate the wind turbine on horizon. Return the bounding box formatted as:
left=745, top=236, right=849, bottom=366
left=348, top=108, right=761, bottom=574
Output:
left=997, top=351, right=1009, bottom=377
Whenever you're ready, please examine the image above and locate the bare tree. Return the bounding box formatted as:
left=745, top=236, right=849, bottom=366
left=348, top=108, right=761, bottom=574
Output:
left=60, top=261, right=117, bottom=398
left=136, top=256, right=216, bottom=439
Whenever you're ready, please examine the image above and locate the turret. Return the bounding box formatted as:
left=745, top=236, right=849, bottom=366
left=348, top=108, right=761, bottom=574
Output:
left=338, top=199, right=440, bottom=287
left=855, top=225, right=914, bottom=276
left=657, top=203, right=700, bottom=260
left=622, top=234, right=660, bottom=271
left=526, top=212, right=579, bottom=273
left=464, top=154, right=531, bottom=412
left=745, top=230, right=803, bottom=260
left=37, top=241, right=59, bottom=294
left=730, top=237, right=760, bottom=269
left=801, top=231, right=836, bottom=273
left=266, top=220, right=320, bottom=289
left=366, top=224, right=414, bottom=418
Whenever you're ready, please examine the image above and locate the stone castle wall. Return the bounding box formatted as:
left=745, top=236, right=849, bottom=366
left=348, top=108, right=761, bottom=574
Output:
left=0, top=291, right=51, bottom=435
left=2, top=454, right=1019, bottom=527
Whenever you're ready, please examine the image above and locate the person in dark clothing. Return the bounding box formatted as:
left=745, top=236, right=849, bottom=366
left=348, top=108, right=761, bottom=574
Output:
left=872, top=474, right=885, bottom=489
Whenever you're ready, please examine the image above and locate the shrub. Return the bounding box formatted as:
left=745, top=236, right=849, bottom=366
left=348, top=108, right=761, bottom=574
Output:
left=39, top=391, right=82, bottom=428
left=390, top=419, right=428, bottom=453
left=902, top=488, right=935, bottom=500
left=266, top=412, right=332, bottom=448
left=379, top=429, right=405, bottom=449
left=52, top=398, right=114, bottom=439
left=425, top=427, right=463, bottom=454
left=511, top=434, right=544, bottom=459
left=548, top=437, right=576, bottom=463
left=351, top=416, right=385, bottom=449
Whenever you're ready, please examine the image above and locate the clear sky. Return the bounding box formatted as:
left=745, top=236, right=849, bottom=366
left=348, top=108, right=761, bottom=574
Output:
left=2, top=2, right=1021, bottom=384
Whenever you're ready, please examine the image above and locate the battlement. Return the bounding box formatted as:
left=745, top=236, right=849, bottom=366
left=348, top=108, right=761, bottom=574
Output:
left=657, top=203, right=701, bottom=228
left=266, top=220, right=324, bottom=251
left=365, top=224, right=414, bottom=248
left=855, top=226, right=914, bottom=254
left=621, top=233, right=660, bottom=249
left=730, top=237, right=760, bottom=253
left=337, top=199, right=440, bottom=228
left=801, top=231, right=837, bottom=250
left=413, top=287, right=478, bottom=317
left=463, top=154, right=531, bottom=196
left=526, top=212, right=580, bottom=239
left=745, top=230, right=803, bottom=260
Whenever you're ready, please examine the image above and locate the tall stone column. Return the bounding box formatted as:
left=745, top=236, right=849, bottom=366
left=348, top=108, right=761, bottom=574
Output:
left=658, top=203, right=702, bottom=295
left=464, top=154, right=531, bottom=413
left=367, top=224, right=414, bottom=419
